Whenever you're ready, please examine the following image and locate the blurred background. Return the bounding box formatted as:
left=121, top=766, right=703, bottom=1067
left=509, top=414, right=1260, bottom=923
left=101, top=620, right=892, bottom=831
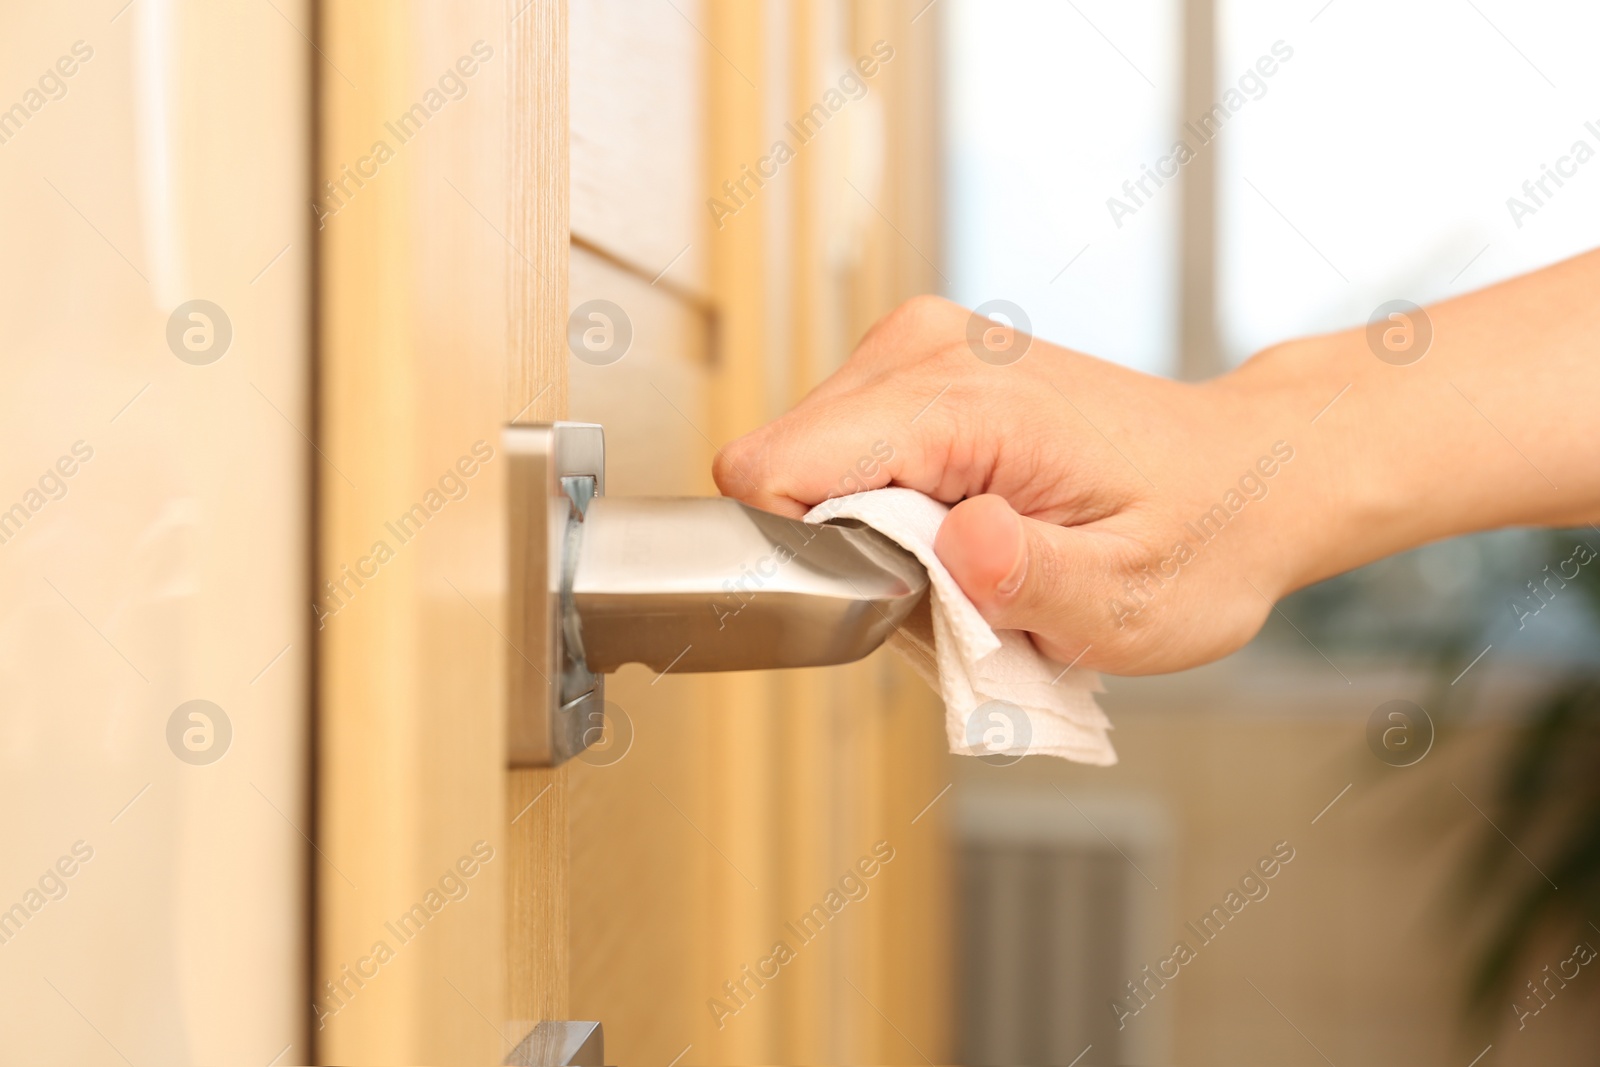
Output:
left=2, top=0, right=1598, bottom=1064
left=943, top=0, right=1600, bottom=1063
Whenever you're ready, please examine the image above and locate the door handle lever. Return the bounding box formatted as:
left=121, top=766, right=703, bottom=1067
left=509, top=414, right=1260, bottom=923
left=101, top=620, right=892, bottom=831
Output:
left=505, top=422, right=927, bottom=766
left=572, top=495, right=925, bottom=674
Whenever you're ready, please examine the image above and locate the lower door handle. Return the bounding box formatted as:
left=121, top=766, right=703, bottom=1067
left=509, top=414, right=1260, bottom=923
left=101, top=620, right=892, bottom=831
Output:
left=504, top=422, right=927, bottom=766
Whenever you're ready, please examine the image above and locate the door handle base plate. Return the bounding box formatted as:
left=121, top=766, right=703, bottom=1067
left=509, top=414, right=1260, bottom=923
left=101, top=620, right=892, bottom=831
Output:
left=505, top=422, right=606, bottom=767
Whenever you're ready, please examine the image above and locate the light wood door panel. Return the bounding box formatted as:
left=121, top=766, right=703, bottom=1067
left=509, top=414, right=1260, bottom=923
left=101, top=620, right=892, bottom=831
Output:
left=565, top=2, right=953, bottom=1063
left=566, top=245, right=718, bottom=1061
left=317, top=1, right=564, bottom=1061
left=568, top=249, right=714, bottom=495
left=570, top=0, right=708, bottom=295
left=319, top=1, right=576, bottom=1061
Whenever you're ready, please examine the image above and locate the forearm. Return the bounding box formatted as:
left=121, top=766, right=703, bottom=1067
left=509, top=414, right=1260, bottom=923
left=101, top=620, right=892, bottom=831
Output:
left=1232, top=247, right=1600, bottom=595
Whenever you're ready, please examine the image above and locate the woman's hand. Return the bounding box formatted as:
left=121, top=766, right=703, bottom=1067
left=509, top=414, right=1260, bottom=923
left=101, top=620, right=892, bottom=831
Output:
left=712, top=296, right=1335, bottom=674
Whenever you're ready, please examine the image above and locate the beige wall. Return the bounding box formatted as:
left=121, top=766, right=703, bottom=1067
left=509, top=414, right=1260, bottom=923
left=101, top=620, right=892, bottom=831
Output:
left=953, top=660, right=1598, bottom=1065
left=0, top=1, right=309, bottom=1062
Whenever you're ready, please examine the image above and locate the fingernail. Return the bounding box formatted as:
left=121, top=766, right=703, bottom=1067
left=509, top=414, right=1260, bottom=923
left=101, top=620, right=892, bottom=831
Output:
left=995, top=509, right=1028, bottom=597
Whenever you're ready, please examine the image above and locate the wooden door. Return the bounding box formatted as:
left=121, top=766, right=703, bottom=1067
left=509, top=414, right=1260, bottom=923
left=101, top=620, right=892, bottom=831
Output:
left=317, top=2, right=561, bottom=1061
left=318, top=2, right=950, bottom=1063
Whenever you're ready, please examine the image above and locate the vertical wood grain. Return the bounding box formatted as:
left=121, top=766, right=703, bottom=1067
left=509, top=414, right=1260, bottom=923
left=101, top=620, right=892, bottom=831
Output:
left=318, top=1, right=551, bottom=1062
left=773, top=4, right=840, bottom=1060
left=505, top=0, right=571, bottom=1032
left=703, top=1, right=779, bottom=1059
left=508, top=0, right=570, bottom=421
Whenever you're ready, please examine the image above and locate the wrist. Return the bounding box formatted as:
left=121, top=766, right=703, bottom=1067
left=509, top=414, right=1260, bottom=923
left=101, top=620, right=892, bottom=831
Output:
left=1211, top=332, right=1407, bottom=596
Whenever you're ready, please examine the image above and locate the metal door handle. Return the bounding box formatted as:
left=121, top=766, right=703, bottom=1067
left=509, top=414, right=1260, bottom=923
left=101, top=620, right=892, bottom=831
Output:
left=572, top=495, right=924, bottom=674
left=505, top=1020, right=604, bottom=1066
left=505, top=422, right=927, bottom=766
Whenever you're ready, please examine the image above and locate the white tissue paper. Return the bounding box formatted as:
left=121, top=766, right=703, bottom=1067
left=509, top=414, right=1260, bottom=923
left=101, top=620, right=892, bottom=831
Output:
left=805, top=487, right=1116, bottom=765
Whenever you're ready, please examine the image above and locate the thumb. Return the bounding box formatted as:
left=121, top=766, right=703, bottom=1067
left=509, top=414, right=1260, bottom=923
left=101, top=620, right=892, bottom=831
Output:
left=933, top=494, right=1111, bottom=662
